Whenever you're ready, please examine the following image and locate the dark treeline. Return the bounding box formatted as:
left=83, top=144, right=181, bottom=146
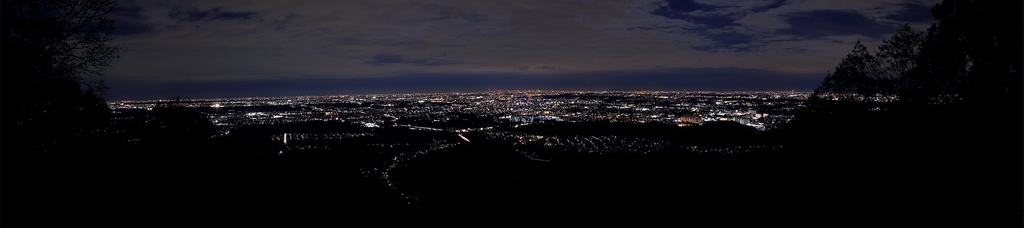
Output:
left=6, top=103, right=1019, bottom=227
left=7, top=105, right=423, bottom=227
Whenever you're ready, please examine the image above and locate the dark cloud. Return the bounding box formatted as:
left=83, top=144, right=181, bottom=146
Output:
left=652, top=0, right=735, bottom=28
left=750, top=0, right=786, bottom=13
left=364, top=54, right=460, bottom=67
left=627, top=25, right=689, bottom=31
left=112, top=21, right=156, bottom=35
left=364, top=54, right=404, bottom=66
left=111, top=1, right=146, bottom=20
left=168, top=7, right=256, bottom=22
left=887, top=3, right=937, bottom=22
left=647, top=1, right=817, bottom=52
left=780, top=10, right=900, bottom=38
left=653, top=0, right=722, bottom=14
left=110, top=1, right=154, bottom=35
left=333, top=35, right=364, bottom=46
left=696, top=32, right=756, bottom=51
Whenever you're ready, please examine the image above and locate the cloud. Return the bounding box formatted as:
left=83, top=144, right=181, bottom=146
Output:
left=778, top=10, right=901, bottom=38
left=364, top=54, right=460, bottom=66
left=110, top=1, right=155, bottom=35
left=105, top=0, right=943, bottom=98
left=732, top=0, right=941, bottom=32
left=168, top=7, right=256, bottom=21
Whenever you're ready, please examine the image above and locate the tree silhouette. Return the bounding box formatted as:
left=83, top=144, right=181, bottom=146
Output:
left=813, top=0, right=1022, bottom=105
left=872, top=25, right=924, bottom=97
left=812, top=25, right=923, bottom=102
left=148, top=98, right=220, bottom=141
left=2, top=0, right=120, bottom=150
left=912, top=0, right=1022, bottom=104
left=797, top=3, right=1023, bottom=225
left=814, top=40, right=873, bottom=101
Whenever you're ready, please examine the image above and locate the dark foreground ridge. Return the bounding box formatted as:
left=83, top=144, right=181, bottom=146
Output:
left=4, top=99, right=1021, bottom=227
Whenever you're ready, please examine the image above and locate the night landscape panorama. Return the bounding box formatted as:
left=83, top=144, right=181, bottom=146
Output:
left=3, top=0, right=1021, bottom=227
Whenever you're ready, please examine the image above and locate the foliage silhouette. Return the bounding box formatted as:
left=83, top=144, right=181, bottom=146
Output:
left=147, top=99, right=220, bottom=140
left=3, top=1, right=123, bottom=226
left=913, top=0, right=1023, bottom=104
left=2, top=0, right=120, bottom=151
left=813, top=25, right=924, bottom=102
left=786, top=2, right=1021, bottom=226
left=813, top=0, right=1022, bottom=105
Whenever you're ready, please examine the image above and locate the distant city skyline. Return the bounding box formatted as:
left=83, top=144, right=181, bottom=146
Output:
left=105, top=0, right=941, bottom=100
left=110, top=90, right=810, bottom=132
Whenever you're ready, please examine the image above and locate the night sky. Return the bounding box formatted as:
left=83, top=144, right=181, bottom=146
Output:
left=105, top=0, right=941, bottom=100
